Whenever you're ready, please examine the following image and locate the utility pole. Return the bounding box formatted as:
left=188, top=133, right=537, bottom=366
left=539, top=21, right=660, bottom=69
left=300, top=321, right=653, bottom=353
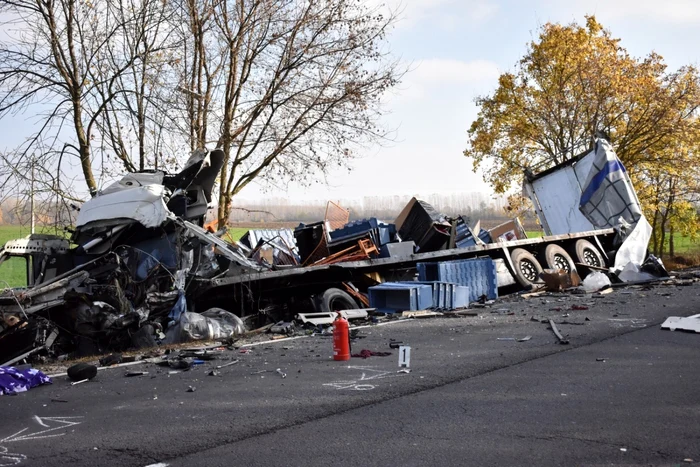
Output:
left=30, top=155, right=35, bottom=234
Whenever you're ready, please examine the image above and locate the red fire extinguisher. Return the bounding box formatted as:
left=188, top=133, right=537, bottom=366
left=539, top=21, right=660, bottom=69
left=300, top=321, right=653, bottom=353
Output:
left=333, top=315, right=350, bottom=361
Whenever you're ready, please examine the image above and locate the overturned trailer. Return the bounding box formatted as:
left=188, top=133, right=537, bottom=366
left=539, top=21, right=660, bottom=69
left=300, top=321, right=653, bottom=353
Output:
left=0, top=137, right=654, bottom=364
left=198, top=136, right=656, bottom=315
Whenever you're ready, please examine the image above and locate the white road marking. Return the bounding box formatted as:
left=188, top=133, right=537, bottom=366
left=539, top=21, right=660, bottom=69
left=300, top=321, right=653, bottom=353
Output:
left=0, top=446, right=27, bottom=466
left=144, top=463, right=169, bottom=467
left=1, top=417, right=83, bottom=443
left=324, top=366, right=405, bottom=391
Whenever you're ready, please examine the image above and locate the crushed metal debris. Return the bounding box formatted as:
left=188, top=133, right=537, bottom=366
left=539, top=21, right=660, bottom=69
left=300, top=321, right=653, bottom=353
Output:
left=0, top=137, right=673, bottom=370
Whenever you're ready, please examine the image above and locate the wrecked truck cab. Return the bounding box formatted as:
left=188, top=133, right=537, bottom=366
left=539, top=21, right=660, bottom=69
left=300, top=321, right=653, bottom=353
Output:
left=0, top=149, right=248, bottom=365
left=74, top=148, right=225, bottom=240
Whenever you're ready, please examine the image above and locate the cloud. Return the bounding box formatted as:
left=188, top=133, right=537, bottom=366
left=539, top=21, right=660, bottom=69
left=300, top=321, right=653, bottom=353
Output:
left=411, top=58, right=500, bottom=83
left=564, top=0, right=700, bottom=24
left=470, top=1, right=500, bottom=21
left=395, top=58, right=499, bottom=99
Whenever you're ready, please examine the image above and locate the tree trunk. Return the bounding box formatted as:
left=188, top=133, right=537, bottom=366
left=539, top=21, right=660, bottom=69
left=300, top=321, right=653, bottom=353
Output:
left=667, top=178, right=676, bottom=259
left=74, top=102, right=97, bottom=196
left=659, top=212, right=667, bottom=259
left=651, top=209, right=660, bottom=255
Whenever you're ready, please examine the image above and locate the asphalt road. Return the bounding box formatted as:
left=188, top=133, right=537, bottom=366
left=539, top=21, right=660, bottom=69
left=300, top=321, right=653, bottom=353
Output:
left=2, top=280, right=700, bottom=467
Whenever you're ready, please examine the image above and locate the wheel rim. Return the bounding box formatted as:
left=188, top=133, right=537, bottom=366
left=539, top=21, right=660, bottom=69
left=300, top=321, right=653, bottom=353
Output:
left=583, top=248, right=601, bottom=267
left=329, top=297, right=353, bottom=311
left=553, top=253, right=570, bottom=272
left=519, top=259, right=538, bottom=282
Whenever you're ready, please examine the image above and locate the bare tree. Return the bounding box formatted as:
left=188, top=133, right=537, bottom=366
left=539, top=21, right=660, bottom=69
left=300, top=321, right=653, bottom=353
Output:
left=94, top=0, right=181, bottom=173
left=0, top=0, right=401, bottom=229
left=173, top=0, right=402, bottom=227
left=0, top=0, right=174, bottom=200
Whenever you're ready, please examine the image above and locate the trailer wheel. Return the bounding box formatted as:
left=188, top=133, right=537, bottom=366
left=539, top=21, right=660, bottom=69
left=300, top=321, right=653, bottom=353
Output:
left=319, top=288, right=357, bottom=313
left=573, top=240, right=605, bottom=268
left=543, top=244, right=577, bottom=273
left=510, top=248, right=543, bottom=288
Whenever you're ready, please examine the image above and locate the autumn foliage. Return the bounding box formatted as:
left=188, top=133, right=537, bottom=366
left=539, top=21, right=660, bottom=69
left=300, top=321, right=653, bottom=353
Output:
left=465, top=16, right=700, bottom=258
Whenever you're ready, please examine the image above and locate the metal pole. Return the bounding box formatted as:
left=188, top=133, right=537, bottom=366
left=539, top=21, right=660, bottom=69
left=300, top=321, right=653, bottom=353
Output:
left=30, top=156, right=35, bottom=234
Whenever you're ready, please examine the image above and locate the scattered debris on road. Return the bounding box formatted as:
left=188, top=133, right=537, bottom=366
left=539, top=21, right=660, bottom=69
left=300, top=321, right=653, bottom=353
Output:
left=0, top=137, right=677, bottom=381
left=661, top=314, right=700, bottom=333
left=548, top=319, right=570, bottom=345
left=351, top=349, right=392, bottom=359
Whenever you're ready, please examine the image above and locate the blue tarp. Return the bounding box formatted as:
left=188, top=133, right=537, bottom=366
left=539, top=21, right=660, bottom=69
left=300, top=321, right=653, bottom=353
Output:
left=0, top=366, right=52, bottom=395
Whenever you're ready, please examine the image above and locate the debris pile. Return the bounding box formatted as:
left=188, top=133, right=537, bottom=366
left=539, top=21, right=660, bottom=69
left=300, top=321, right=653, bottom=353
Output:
left=0, top=136, right=674, bottom=367
left=0, top=149, right=258, bottom=365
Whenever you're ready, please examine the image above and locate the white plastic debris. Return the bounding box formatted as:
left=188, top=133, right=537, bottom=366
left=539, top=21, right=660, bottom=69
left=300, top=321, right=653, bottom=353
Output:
left=616, top=261, right=656, bottom=283
left=582, top=272, right=612, bottom=292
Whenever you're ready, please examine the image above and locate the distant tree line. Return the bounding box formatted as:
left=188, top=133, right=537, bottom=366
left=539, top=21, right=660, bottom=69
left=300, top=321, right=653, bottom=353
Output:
left=227, top=192, right=540, bottom=228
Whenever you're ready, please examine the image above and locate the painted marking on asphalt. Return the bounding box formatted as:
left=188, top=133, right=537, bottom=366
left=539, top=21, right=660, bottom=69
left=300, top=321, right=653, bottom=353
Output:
left=323, top=366, right=404, bottom=391
left=0, top=416, right=83, bottom=443
left=144, top=463, right=169, bottom=467
left=0, top=446, right=26, bottom=466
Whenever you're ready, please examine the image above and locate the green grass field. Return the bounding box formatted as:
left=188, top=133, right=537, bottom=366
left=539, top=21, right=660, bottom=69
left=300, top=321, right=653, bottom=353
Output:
left=525, top=230, right=700, bottom=255
left=226, top=228, right=249, bottom=241
left=0, top=225, right=34, bottom=288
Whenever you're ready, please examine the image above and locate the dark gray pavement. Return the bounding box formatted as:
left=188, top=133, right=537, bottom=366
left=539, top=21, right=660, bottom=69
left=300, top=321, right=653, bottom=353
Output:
left=177, top=326, right=700, bottom=467
left=2, top=281, right=700, bottom=466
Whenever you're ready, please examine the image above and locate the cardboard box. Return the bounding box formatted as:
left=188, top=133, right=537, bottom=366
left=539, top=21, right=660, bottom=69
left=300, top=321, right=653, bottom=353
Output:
left=540, top=269, right=581, bottom=291
left=487, top=218, right=527, bottom=243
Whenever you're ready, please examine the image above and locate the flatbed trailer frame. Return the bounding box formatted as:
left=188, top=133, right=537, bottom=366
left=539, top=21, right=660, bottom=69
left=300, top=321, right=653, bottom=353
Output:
left=196, top=229, right=616, bottom=311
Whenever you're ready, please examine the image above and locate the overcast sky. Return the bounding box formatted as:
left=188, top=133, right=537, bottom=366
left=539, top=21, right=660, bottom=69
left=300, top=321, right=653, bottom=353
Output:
left=240, top=0, right=700, bottom=202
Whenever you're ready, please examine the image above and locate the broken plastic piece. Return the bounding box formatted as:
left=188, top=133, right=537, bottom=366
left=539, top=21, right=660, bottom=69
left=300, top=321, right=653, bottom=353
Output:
left=99, top=353, right=123, bottom=367
left=548, top=319, right=569, bottom=345
left=270, top=321, right=295, bottom=334
left=215, top=359, right=239, bottom=369
left=661, top=314, right=700, bottom=333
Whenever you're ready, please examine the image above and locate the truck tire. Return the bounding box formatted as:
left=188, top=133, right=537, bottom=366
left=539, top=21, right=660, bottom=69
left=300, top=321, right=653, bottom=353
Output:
left=542, top=244, right=577, bottom=273
left=67, top=363, right=97, bottom=382
left=510, top=248, right=543, bottom=288
left=319, top=288, right=357, bottom=313
left=573, top=240, right=605, bottom=268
